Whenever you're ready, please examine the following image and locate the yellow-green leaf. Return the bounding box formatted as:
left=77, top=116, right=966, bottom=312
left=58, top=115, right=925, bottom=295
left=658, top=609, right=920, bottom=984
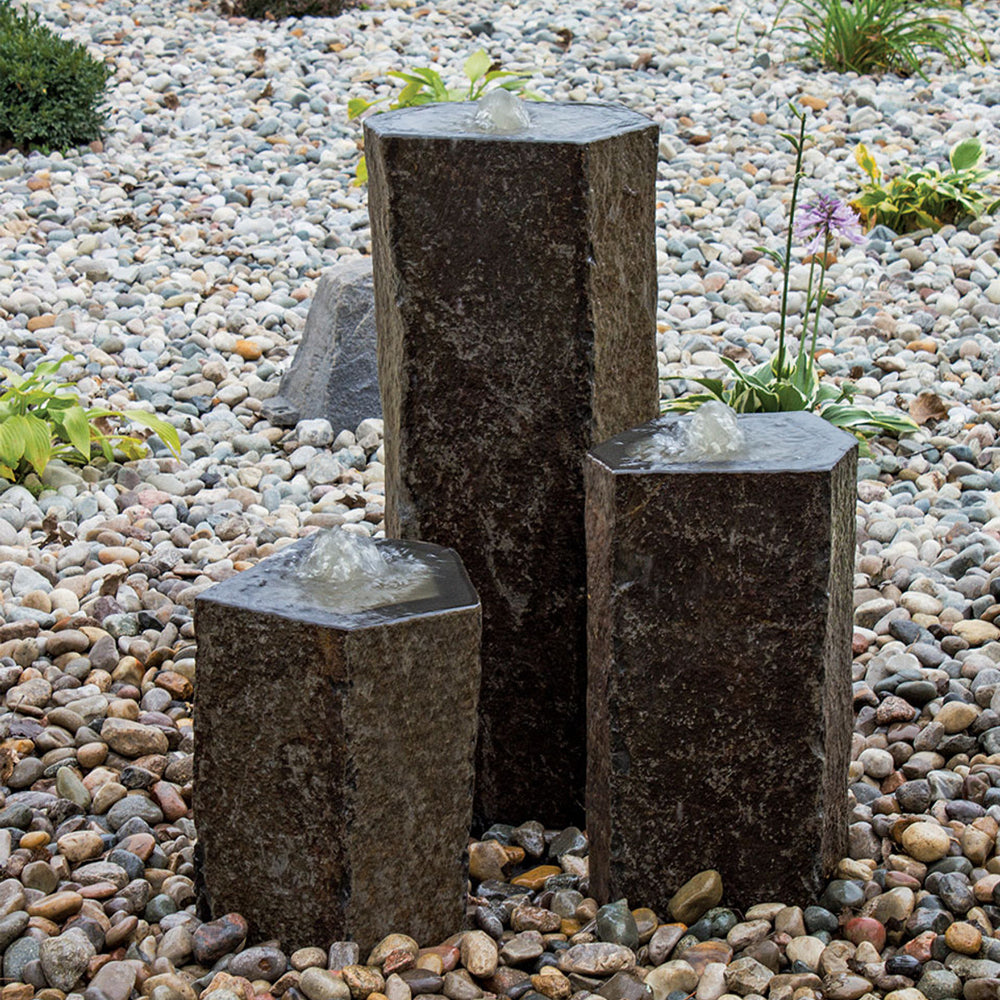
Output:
left=464, top=49, right=491, bottom=85
left=0, top=416, right=26, bottom=467
left=855, top=143, right=880, bottom=182
left=354, top=155, right=368, bottom=187
left=59, top=404, right=92, bottom=461
left=124, top=410, right=181, bottom=456
left=950, top=137, right=984, bottom=172
left=21, top=414, right=52, bottom=475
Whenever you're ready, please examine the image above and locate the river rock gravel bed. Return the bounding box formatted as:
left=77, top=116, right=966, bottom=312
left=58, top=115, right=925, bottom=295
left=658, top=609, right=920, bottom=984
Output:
left=4, top=0, right=1000, bottom=998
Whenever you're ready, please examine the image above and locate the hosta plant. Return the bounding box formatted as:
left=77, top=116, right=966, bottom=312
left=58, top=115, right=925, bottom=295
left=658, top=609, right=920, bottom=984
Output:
left=852, top=138, right=1000, bottom=233
left=347, top=50, right=535, bottom=185
left=773, top=0, right=984, bottom=78
left=0, top=355, right=181, bottom=484
left=666, top=104, right=917, bottom=441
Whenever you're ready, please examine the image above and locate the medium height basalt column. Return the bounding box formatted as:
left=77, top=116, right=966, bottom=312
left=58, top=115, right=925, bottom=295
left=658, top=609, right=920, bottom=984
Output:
left=195, top=534, right=481, bottom=952
left=585, top=411, right=856, bottom=910
left=365, top=102, right=659, bottom=827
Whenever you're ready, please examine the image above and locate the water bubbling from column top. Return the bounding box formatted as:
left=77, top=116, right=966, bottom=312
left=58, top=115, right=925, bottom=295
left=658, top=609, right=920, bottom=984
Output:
left=473, top=90, right=532, bottom=133
left=296, top=529, right=436, bottom=611
left=631, top=401, right=747, bottom=463
left=683, top=401, right=747, bottom=460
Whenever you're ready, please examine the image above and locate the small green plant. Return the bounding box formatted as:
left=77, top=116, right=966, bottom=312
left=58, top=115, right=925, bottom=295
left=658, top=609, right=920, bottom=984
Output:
left=0, top=1, right=112, bottom=154
left=220, top=0, right=353, bottom=20
left=666, top=104, right=917, bottom=442
left=0, top=356, right=181, bottom=484
left=347, top=50, right=535, bottom=185
left=852, top=138, right=1000, bottom=233
left=774, top=0, right=984, bottom=78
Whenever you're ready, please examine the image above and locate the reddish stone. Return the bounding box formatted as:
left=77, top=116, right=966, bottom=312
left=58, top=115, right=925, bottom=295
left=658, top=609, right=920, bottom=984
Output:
left=383, top=949, right=416, bottom=975
left=119, top=833, right=155, bottom=860
left=901, top=931, right=936, bottom=963
left=876, top=696, right=919, bottom=725
left=192, top=913, right=249, bottom=965
left=151, top=780, right=188, bottom=821
left=79, top=881, right=118, bottom=899
left=845, top=917, right=887, bottom=952
left=155, top=671, right=193, bottom=700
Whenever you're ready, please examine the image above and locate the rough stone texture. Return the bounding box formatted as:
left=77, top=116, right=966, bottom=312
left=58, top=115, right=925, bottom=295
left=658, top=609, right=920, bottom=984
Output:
left=194, top=535, right=481, bottom=952
left=365, top=101, right=660, bottom=827
left=585, top=411, right=856, bottom=910
left=262, top=256, right=379, bottom=430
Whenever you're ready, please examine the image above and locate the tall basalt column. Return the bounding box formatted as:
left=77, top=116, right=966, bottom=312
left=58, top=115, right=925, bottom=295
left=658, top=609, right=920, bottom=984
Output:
left=195, top=536, right=481, bottom=952
left=365, top=102, right=659, bottom=827
left=585, top=411, right=856, bottom=910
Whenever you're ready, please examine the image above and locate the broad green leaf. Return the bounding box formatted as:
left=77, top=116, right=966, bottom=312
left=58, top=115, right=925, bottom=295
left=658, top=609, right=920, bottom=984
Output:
left=21, top=414, right=52, bottom=475
left=775, top=383, right=809, bottom=410
left=661, top=393, right=718, bottom=414
left=950, top=137, right=984, bottom=172
left=0, top=464, right=13, bottom=482
left=0, top=416, right=27, bottom=467
left=464, top=49, right=491, bottom=85
left=393, top=80, right=425, bottom=107
left=347, top=97, right=379, bottom=120
left=123, top=410, right=181, bottom=456
left=353, top=156, right=368, bottom=187
left=58, top=404, right=92, bottom=461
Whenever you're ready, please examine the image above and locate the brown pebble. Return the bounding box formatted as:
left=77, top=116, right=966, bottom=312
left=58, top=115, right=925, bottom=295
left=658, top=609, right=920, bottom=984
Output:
left=77, top=742, right=109, bottom=769
left=234, top=339, right=262, bottom=360
left=944, top=921, right=982, bottom=955
left=26, top=890, right=83, bottom=920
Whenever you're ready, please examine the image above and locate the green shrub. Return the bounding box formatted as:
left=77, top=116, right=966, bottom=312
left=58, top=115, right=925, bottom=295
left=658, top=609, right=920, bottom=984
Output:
left=774, top=0, right=984, bottom=78
left=220, top=0, right=354, bottom=19
left=0, top=1, right=112, bottom=154
left=0, top=355, right=180, bottom=485
left=852, top=138, right=1000, bottom=233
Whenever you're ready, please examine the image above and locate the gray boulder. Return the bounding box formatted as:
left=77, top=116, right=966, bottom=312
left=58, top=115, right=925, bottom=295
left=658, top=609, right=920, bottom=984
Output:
left=263, top=256, right=380, bottom=432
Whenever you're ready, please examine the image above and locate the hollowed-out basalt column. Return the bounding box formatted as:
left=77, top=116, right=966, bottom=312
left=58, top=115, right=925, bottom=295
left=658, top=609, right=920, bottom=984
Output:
left=365, top=102, right=659, bottom=827
left=585, top=411, right=856, bottom=910
left=194, top=536, right=481, bottom=952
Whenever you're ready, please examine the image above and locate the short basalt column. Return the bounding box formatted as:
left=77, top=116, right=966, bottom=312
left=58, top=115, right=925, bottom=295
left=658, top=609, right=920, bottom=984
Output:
left=194, top=534, right=481, bottom=952
left=585, top=411, right=856, bottom=910
left=365, top=102, right=659, bottom=827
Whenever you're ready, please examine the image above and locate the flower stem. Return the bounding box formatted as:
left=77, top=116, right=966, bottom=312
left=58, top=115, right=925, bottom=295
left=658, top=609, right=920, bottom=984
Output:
left=809, top=228, right=832, bottom=364
left=777, top=105, right=808, bottom=378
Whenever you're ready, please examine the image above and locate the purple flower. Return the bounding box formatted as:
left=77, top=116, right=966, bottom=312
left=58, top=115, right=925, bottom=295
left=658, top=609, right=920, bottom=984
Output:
left=795, top=194, right=866, bottom=254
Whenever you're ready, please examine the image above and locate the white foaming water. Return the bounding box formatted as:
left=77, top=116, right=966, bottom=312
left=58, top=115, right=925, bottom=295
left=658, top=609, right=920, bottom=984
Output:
left=682, top=400, right=746, bottom=460
left=473, top=90, right=531, bottom=133
left=296, top=529, right=436, bottom=612
left=631, top=402, right=747, bottom=463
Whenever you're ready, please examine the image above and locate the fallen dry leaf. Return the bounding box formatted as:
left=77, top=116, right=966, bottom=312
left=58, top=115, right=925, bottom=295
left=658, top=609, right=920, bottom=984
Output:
left=909, top=392, right=949, bottom=426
